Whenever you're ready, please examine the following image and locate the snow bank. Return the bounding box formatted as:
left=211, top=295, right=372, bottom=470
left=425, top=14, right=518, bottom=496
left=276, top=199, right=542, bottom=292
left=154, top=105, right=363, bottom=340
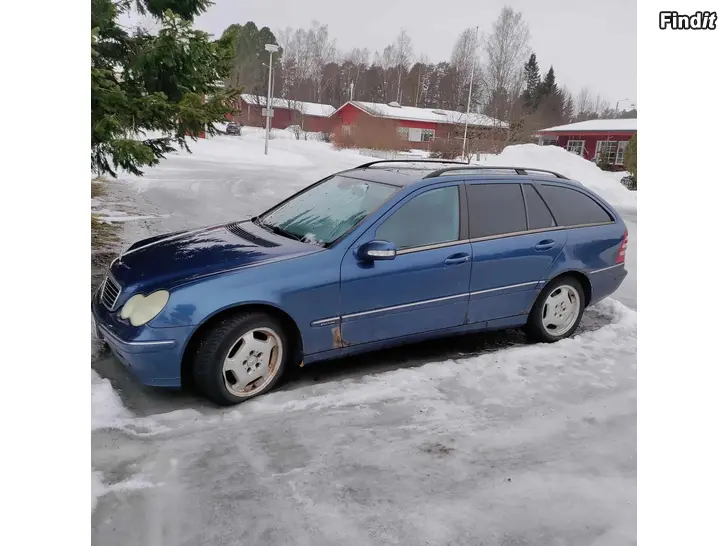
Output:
left=91, top=370, right=132, bottom=430
left=480, top=144, right=636, bottom=210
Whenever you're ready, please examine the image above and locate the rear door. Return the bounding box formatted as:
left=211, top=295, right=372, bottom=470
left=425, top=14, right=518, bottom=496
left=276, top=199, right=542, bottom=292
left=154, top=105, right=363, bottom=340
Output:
left=339, top=183, right=472, bottom=346
left=466, top=181, right=567, bottom=324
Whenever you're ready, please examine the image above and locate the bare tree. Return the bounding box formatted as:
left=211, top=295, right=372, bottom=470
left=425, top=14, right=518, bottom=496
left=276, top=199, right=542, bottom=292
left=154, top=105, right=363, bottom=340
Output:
left=451, top=28, right=484, bottom=110
left=373, top=46, right=397, bottom=102
left=574, top=87, right=595, bottom=120
left=391, top=29, right=413, bottom=103
left=573, top=87, right=613, bottom=120
left=593, top=93, right=610, bottom=117
left=481, top=6, right=530, bottom=127
left=276, top=22, right=337, bottom=103
left=412, top=54, right=430, bottom=106
left=342, top=47, right=370, bottom=100
left=306, top=21, right=337, bottom=102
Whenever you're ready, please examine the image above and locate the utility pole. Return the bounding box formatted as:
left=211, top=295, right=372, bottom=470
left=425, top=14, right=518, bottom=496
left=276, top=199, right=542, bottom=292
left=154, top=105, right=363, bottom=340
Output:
left=350, top=81, right=354, bottom=101
left=462, top=26, right=479, bottom=162
left=264, top=44, right=280, bottom=155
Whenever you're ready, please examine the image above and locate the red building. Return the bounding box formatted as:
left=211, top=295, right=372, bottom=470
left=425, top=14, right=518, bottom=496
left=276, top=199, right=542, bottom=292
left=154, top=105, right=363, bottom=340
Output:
left=536, top=119, right=637, bottom=170
left=330, top=101, right=506, bottom=152
left=234, top=94, right=336, bottom=133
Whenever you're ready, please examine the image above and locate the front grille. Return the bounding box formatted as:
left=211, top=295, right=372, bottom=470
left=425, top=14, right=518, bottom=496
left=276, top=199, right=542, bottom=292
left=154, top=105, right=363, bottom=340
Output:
left=225, top=222, right=280, bottom=248
left=100, top=275, right=121, bottom=310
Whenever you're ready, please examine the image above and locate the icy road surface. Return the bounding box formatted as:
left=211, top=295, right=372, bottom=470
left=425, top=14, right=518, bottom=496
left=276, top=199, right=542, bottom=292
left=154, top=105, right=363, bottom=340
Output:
left=92, top=130, right=637, bottom=546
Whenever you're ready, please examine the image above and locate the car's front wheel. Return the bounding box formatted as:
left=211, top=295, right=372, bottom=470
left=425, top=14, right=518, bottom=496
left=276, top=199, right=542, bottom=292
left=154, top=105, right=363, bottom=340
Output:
left=192, top=312, right=289, bottom=405
left=526, top=276, right=585, bottom=343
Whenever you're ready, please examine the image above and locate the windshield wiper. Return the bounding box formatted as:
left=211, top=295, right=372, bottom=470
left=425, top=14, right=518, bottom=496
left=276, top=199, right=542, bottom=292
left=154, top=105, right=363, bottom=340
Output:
left=257, top=220, right=305, bottom=242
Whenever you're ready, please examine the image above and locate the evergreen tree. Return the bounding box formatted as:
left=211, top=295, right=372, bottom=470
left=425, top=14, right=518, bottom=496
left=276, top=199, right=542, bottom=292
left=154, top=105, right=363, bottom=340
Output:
left=538, top=66, right=557, bottom=101
left=91, top=0, right=239, bottom=177
left=521, top=53, right=541, bottom=110
left=563, top=93, right=575, bottom=122
left=624, top=134, right=637, bottom=180
left=221, top=23, right=280, bottom=94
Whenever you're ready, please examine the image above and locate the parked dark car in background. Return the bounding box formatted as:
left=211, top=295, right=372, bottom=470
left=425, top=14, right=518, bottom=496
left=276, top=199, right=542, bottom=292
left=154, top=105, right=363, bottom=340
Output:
left=92, top=160, right=628, bottom=406
left=225, top=122, right=242, bottom=135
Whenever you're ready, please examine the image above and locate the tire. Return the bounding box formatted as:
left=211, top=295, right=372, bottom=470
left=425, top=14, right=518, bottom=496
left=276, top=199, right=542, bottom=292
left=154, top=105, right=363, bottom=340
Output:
left=525, top=276, right=585, bottom=343
left=192, top=312, right=290, bottom=406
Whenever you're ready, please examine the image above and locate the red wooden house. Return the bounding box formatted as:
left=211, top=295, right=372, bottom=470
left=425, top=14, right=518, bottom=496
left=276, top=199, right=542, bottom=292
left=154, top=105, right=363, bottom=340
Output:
left=536, top=119, right=637, bottom=170
left=233, top=94, right=336, bottom=133
left=330, top=101, right=506, bottom=152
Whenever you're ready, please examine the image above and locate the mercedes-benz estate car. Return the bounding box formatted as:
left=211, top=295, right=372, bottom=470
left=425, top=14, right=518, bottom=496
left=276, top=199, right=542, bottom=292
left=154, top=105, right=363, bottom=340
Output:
left=92, top=160, right=628, bottom=405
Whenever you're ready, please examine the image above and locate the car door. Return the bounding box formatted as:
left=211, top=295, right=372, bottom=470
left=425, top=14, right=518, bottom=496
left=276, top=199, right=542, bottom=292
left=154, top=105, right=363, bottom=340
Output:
left=466, top=181, right=567, bottom=324
left=339, top=183, right=472, bottom=347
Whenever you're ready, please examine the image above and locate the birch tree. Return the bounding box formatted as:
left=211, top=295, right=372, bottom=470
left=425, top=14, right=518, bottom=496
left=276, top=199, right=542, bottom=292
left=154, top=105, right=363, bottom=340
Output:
left=482, top=6, right=530, bottom=125
left=392, top=29, right=413, bottom=103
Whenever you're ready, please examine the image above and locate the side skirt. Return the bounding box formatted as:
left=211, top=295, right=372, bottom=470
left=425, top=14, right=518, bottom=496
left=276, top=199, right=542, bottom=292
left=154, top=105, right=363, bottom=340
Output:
left=302, top=314, right=530, bottom=365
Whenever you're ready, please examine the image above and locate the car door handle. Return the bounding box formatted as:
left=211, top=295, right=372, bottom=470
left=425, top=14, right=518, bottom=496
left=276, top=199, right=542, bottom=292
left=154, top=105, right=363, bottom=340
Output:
left=444, top=253, right=470, bottom=265
left=534, top=240, right=556, bottom=251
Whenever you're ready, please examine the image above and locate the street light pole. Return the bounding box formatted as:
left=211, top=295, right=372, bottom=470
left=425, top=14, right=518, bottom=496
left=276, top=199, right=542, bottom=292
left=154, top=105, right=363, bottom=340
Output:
left=615, top=98, right=630, bottom=115
left=264, top=44, right=280, bottom=156
left=462, top=26, right=479, bottom=162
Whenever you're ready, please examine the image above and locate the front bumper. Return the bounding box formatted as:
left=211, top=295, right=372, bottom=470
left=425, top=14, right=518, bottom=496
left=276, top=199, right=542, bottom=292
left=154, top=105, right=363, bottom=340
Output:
left=92, top=295, right=195, bottom=388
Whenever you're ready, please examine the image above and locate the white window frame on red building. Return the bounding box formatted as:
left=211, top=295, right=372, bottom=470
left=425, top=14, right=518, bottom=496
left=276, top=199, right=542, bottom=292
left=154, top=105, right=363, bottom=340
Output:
left=566, top=139, right=585, bottom=156
left=595, top=140, right=619, bottom=164
left=398, top=127, right=436, bottom=142
left=615, top=141, right=628, bottom=165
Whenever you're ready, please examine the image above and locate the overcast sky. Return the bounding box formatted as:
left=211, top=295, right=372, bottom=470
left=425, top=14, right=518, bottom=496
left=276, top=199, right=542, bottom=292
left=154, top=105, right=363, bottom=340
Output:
left=128, top=0, right=636, bottom=108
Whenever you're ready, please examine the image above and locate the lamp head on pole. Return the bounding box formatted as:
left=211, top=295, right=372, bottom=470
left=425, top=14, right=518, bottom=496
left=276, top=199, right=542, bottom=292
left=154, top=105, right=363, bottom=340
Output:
left=265, top=44, right=280, bottom=53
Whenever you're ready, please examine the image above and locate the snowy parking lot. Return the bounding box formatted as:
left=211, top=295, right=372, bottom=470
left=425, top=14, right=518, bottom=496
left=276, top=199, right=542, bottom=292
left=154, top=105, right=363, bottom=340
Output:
left=92, top=129, right=637, bottom=545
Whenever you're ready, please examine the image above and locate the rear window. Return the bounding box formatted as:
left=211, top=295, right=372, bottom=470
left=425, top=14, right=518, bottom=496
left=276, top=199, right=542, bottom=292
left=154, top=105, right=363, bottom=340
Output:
left=538, top=184, right=612, bottom=227
left=466, top=183, right=527, bottom=238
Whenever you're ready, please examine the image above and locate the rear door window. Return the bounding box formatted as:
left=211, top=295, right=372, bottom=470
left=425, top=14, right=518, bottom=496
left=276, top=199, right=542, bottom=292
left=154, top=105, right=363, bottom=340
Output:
left=466, top=183, right=527, bottom=238
left=523, top=184, right=556, bottom=229
left=537, top=184, right=613, bottom=227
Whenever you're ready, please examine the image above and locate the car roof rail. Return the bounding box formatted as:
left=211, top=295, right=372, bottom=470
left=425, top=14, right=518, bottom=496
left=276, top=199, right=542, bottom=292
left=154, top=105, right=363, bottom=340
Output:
left=422, top=166, right=569, bottom=179
left=355, top=159, right=469, bottom=169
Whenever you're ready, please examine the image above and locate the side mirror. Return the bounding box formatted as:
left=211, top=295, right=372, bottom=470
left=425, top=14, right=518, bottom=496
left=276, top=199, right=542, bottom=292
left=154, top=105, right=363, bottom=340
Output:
left=356, top=240, right=397, bottom=261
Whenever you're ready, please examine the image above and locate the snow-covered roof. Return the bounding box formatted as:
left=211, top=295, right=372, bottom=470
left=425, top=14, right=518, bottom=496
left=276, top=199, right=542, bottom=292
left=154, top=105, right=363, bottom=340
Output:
left=338, top=101, right=506, bottom=128
left=240, top=94, right=335, bottom=117
left=538, top=118, right=637, bottom=133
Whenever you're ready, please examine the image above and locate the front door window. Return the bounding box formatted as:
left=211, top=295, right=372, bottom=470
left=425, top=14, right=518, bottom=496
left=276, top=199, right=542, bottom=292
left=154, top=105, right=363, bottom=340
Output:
left=376, top=186, right=460, bottom=249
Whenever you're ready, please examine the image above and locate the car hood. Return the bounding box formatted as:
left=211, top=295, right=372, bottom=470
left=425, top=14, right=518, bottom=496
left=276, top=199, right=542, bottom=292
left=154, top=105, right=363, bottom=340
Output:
left=108, top=221, right=321, bottom=293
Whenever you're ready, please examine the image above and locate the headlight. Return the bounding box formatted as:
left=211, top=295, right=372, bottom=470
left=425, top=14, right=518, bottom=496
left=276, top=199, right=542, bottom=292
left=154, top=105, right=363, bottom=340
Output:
left=119, top=290, right=170, bottom=326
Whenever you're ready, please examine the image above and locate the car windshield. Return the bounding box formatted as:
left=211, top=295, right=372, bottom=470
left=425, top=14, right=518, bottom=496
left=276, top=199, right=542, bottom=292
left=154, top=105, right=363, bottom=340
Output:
left=257, top=175, right=398, bottom=246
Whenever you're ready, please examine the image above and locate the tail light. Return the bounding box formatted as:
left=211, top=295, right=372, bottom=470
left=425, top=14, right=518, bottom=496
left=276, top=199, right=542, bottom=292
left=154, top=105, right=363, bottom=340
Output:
left=616, top=229, right=628, bottom=264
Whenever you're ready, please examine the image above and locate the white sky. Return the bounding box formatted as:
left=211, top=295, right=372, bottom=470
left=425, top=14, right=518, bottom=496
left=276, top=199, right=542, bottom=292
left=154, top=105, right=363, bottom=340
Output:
left=126, top=0, right=636, bottom=108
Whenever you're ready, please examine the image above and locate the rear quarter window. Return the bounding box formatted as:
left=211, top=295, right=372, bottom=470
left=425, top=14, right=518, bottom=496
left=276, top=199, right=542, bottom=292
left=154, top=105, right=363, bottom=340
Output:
left=537, top=184, right=613, bottom=227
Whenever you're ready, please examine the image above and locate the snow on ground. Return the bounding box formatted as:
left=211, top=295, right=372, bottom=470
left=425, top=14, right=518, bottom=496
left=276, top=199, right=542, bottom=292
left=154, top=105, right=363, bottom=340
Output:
left=92, top=299, right=636, bottom=545
left=92, top=129, right=637, bottom=544
left=477, top=144, right=637, bottom=211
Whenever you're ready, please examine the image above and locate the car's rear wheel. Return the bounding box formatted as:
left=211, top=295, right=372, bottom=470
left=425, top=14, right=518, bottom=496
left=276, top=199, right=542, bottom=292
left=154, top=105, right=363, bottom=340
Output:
left=526, top=276, right=585, bottom=343
left=192, top=312, right=289, bottom=405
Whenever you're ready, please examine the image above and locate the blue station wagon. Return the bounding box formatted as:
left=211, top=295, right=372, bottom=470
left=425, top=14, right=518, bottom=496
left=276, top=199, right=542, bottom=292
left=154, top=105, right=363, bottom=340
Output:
left=92, top=160, right=628, bottom=405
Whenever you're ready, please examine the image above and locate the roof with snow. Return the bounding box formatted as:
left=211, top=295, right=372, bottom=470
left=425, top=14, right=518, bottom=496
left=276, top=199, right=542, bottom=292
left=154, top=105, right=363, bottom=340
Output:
left=538, top=118, right=638, bottom=133
left=240, top=94, right=335, bottom=118
left=337, top=101, right=507, bottom=128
